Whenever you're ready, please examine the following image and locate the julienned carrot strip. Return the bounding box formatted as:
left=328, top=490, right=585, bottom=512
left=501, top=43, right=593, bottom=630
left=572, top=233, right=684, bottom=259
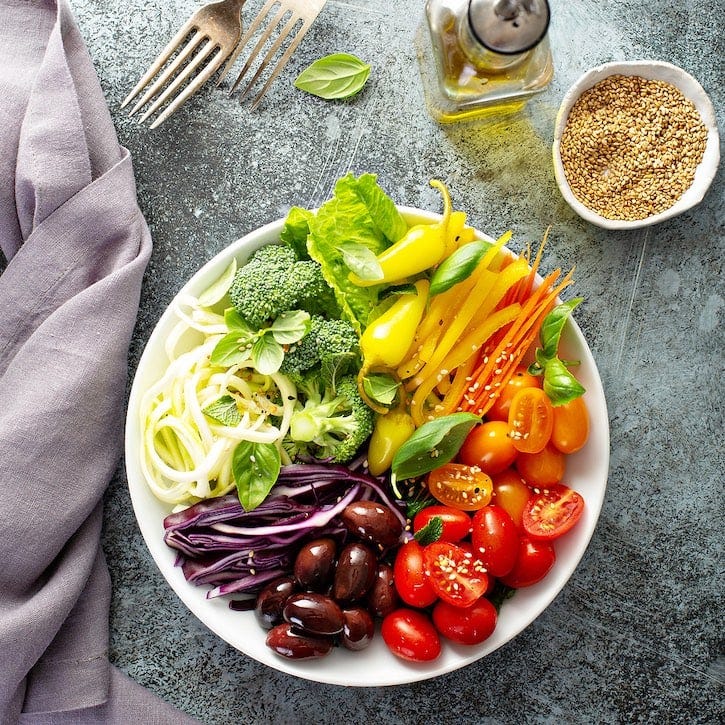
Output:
left=408, top=304, right=521, bottom=426
left=459, top=267, right=574, bottom=416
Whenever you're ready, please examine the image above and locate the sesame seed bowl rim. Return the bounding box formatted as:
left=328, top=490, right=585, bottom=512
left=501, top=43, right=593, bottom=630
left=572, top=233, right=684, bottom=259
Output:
left=552, top=59, right=720, bottom=231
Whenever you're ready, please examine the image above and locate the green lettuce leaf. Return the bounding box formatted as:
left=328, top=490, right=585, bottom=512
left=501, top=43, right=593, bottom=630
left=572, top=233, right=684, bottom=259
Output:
left=280, top=206, right=314, bottom=260
left=306, top=173, right=407, bottom=333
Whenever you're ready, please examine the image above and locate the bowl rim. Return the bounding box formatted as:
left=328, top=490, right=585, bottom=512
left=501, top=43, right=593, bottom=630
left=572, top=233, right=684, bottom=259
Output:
left=552, top=59, right=720, bottom=230
left=124, top=207, right=611, bottom=686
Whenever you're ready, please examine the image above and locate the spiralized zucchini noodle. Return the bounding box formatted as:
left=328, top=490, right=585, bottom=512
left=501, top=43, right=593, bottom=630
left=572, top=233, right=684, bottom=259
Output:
left=139, top=290, right=297, bottom=506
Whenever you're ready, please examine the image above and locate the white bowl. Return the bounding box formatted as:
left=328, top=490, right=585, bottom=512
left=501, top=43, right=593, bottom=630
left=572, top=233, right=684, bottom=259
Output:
left=552, top=60, right=720, bottom=230
left=125, top=208, right=610, bottom=686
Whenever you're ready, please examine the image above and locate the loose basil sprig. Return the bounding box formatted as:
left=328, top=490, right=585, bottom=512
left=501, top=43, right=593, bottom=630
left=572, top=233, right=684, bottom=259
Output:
left=232, top=440, right=281, bottom=511
left=429, top=240, right=492, bottom=296
left=211, top=308, right=310, bottom=375
left=528, top=299, right=586, bottom=406
left=390, top=412, right=479, bottom=497
left=294, top=53, right=371, bottom=100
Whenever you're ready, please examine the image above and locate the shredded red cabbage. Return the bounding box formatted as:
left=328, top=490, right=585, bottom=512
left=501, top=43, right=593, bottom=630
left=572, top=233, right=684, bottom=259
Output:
left=162, top=463, right=406, bottom=599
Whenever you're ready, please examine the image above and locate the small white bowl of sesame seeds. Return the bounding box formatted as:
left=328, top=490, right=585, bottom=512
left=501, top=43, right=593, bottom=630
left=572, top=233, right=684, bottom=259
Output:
left=552, top=60, right=720, bottom=230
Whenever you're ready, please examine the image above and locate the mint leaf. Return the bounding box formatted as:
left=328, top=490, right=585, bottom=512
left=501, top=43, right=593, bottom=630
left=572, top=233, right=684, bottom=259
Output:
left=202, top=395, right=242, bottom=426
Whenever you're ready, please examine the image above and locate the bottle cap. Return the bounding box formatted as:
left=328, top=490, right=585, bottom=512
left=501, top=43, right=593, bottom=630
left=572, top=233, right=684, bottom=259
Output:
left=468, top=0, right=550, bottom=55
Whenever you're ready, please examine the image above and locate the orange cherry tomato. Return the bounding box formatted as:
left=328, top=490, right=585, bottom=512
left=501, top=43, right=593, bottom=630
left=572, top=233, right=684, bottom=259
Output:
left=515, top=443, right=566, bottom=487
left=427, top=463, right=493, bottom=511
left=507, top=387, right=554, bottom=454
left=491, top=468, right=532, bottom=530
left=551, top=396, right=590, bottom=454
left=458, top=420, right=518, bottom=476
left=487, top=366, right=543, bottom=422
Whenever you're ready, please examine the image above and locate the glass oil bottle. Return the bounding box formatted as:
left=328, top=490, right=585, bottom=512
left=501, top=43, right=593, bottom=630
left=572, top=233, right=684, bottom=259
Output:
left=417, top=0, right=554, bottom=122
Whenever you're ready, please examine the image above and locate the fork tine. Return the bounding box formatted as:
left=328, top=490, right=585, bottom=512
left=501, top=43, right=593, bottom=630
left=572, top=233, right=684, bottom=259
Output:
left=227, top=3, right=289, bottom=96
left=121, top=18, right=198, bottom=108
left=238, top=14, right=300, bottom=102
left=138, top=39, right=217, bottom=123
left=127, top=31, right=205, bottom=117
left=249, top=22, right=310, bottom=110
left=216, top=0, right=278, bottom=87
left=150, top=50, right=226, bottom=129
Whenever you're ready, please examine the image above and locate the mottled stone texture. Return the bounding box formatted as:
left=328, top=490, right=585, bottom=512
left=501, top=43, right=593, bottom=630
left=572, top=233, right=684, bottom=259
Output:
left=67, top=0, right=725, bottom=722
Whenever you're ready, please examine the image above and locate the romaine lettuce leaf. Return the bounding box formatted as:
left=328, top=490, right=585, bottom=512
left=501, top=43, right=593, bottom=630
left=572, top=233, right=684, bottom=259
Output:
left=305, top=173, right=407, bottom=333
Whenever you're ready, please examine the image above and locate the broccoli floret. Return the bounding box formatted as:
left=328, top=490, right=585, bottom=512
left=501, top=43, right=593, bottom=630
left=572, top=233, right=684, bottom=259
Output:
left=287, top=375, right=374, bottom=464
left=280, top=315, right=359, bottom=375
left=228, top=245, right=334, bottom=328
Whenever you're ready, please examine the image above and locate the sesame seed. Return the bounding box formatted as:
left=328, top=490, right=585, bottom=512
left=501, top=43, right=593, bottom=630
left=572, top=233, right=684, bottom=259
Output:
left=559, top=74, right=707, bottom=220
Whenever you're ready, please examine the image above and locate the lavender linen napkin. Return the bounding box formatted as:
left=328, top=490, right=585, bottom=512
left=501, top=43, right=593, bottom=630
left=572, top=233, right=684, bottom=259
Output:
left=0, top=1, right=199, bottom=722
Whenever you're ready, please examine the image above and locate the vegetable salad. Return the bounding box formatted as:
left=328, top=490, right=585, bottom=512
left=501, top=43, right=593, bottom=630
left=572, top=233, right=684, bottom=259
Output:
left=139, top=173, right=591, bottom=663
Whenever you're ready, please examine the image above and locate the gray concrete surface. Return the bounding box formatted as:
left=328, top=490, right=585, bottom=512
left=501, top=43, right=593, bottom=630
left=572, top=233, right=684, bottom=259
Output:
left=70, top=0, right=723, bottom=722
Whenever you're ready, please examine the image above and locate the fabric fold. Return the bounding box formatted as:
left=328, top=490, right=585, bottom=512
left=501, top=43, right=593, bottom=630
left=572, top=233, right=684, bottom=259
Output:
left=0, top=1, right=199, bottom=722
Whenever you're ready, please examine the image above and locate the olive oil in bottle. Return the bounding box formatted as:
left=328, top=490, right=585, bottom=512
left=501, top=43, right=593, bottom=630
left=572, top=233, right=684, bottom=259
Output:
left=417, top=0, right=553, bottom=122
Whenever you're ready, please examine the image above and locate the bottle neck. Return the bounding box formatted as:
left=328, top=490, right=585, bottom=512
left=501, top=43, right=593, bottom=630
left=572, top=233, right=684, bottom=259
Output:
left=457, top=10, right=532, bottom=71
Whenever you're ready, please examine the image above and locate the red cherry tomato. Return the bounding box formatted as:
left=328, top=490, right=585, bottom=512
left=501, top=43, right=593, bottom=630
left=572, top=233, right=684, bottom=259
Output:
left=381, top=608, right=441, bottom=662
left=427, top=462, right=493, bottom=511
left=522, top=483, right=585, bottom=541
left=413, top=505, right=471, bottom=543
left=471, top=505, right=519, bottom=577
left=507, top=387, right=554, bottom=454
left=422, top=541, right=489, bottom=608
left=551, top=396, right=590, bottom=453
left=432, top=597, right=497, bottom=645
left=458, top=421, right=518, bottom=476
left=393, top=540, right=437, bottom=608
left=487, top=366, right=543, bottom=421
left=491, top=468, right=532, bottom=530
left=499, top=537, right=556, bottom=588
left=515, top=443, right=566, bottom=487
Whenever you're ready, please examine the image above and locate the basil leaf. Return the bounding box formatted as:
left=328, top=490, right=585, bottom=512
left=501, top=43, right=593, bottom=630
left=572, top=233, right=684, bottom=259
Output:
left=391, top=412, right=480, bottom=481
left=337, top=241, right=384, bottom=281
left=252, top=334, right=284, bottom=375
left=232, top=440, right=281, bottom=511
left=362, top=373, right=400, bottom=407
left=210, top=332, right=252, bottom=366
left=429, top=240, right=491, bottom=296
left=540, top=298, right=583, bottom=359
left=294, top=53, right=371, bottom=100
left=270, top=310, right=311, bottom=345
left=542, top=357, right=586, bottom=406
left=224, top=307, right=256, bottom=335
left=414, top=516, right=443, bottom=545
left=202, top=395, right=242, bottom=426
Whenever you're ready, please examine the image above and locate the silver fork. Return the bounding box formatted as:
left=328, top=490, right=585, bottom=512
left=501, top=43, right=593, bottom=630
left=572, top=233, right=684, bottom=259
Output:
left=122, top=0, right=245, bottom=128
left=218, top=0, right=328, bottom=110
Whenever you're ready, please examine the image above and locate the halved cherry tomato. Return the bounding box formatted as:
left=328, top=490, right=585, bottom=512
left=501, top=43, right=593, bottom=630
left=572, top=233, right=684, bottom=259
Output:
left=508, top=387, right=554, bottom=454
left=422, top=541, right=489, bottom=608
left=471, top=505, right=519, bottom=577
left=522, top=483, right=585, bottom=541
left=427, top=462, right=493, bottom=511
left=381, top=608, right=441, bottom=662
left=551, top=396, right=589, bottom=453
left=491, top=468, right=532, bottom=530
left=487, top=365, right=543, bottom=421
left=515, top=443, right=566, bottom=487
left=393, top=540, right=437, bottom=608
left=413, top=505, right=471, bottom=542
left=458, top=420, right=518, bottom=475
left=432, top=596, right=497, bottom=645
left=498, top=536, right=556, bottom=588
